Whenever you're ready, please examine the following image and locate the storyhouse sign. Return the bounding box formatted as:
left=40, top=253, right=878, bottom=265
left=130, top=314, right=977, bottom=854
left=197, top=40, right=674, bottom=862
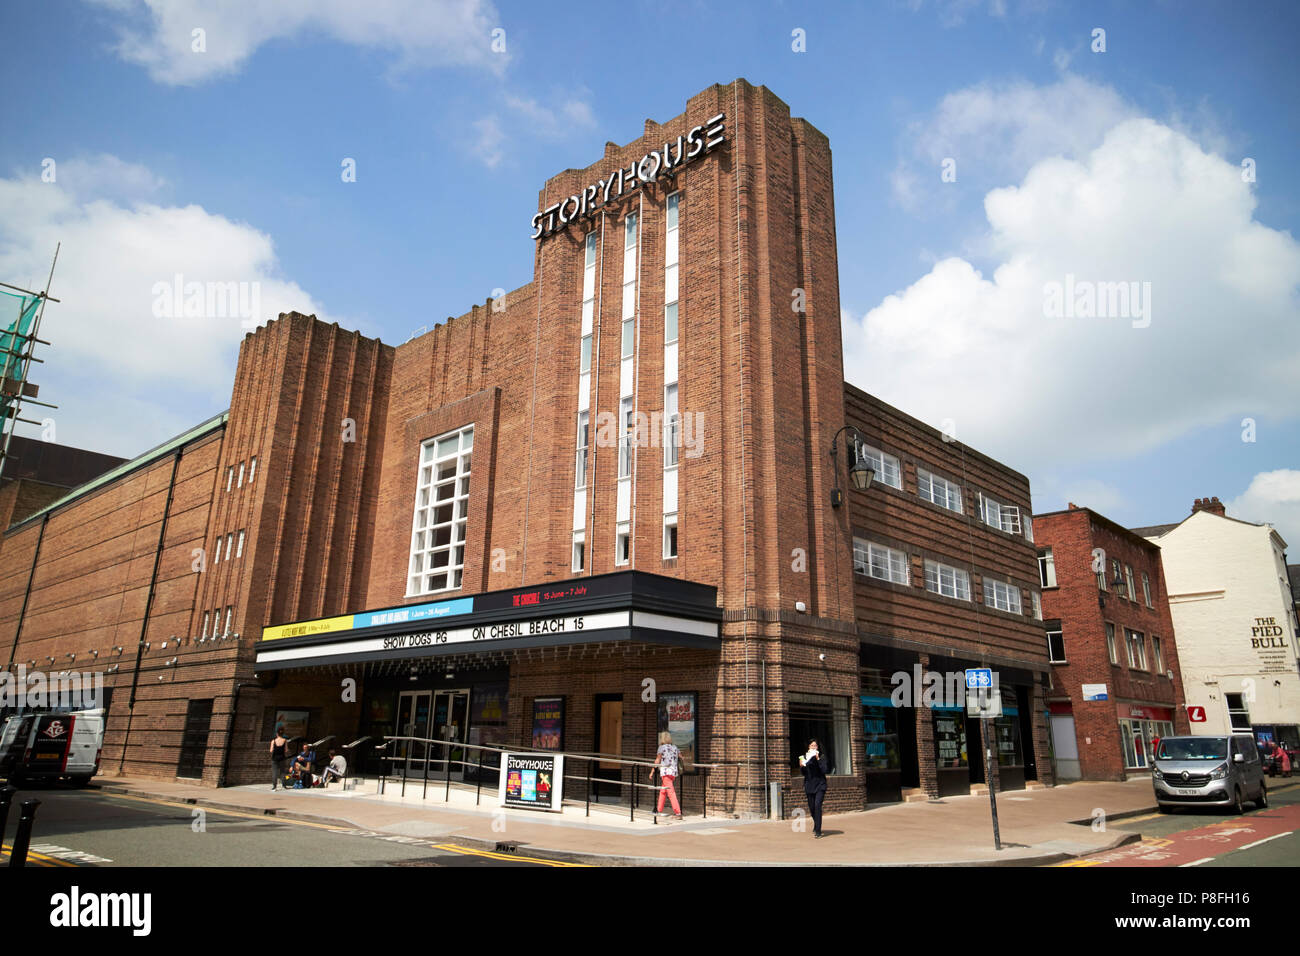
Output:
left=531, top=113, right=727, bottom=240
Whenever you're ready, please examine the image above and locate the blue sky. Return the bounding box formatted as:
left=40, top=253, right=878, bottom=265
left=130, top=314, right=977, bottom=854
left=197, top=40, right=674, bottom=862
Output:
left=1, top=0, right=1297, bottom=543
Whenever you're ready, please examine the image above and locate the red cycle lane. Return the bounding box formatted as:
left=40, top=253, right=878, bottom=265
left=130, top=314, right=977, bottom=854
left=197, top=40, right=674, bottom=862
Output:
left=1070, top=803, right=1300, bottom=867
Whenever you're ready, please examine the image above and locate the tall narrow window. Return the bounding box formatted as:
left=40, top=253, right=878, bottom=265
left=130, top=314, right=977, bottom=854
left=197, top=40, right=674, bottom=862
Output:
left=664, top=384, right=679, bottom=467
left=202, top=610, right=210, bottom=638
left=1142, top=571, right=1153, bottom=607
left=1105, top=622, right=1118, bottom=664
left=224, top=606, right=233, bottom=635
left=663, top=514, right=678, bottom=559
left=213, top=535, right=222, bottom=565
left=616, top=522, right=630, bottom=565
left=248, top=456, right=257, bottom=484
left=237, top=462, right=244, bottom=488
left=408, top=424, right=473, bottom=596
left=618, top=398, right=633, bottom=478
left=575, top=411, right=589, bottom=489
left=236, top=529, right=245, bottom=558
left=226, top=466, right=234, bottom=492
left=1038, top=549, right=1056, bottom=588
left=572, top=530, right=585, bottom=572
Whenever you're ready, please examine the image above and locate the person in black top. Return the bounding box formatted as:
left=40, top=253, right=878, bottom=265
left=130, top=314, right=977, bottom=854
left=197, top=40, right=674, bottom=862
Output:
left=799, top=738, right=829, bottom=838
left=270, top=732, right=288, bottom=791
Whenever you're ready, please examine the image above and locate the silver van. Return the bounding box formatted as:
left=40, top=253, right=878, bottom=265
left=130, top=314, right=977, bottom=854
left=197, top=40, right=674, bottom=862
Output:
left=1152, top=734, right=1266, bottom=813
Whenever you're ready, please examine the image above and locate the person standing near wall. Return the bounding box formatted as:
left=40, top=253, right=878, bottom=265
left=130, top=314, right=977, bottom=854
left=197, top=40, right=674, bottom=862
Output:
left=800, top=738, right=829, bottom=838
left=270, top=731, right=288, bottom=791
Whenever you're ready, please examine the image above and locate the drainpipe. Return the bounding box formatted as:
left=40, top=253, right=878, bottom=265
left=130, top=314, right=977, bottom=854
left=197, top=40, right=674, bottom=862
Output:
left=4, top=511, right=49, bottom=674
left=218, top=682, right=262, bottom=788
left=118, top=449, right=182, bottom=773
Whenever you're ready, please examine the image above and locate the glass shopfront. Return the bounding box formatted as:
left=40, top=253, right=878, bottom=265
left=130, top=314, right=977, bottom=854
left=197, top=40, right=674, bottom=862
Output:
left=933, top=706, right=970, bottom=797
left=1118, top=704, right=1175, bottom=770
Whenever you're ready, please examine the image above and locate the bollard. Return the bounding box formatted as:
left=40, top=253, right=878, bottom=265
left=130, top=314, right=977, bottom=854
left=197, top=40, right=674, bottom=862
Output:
left=0, top=785, right=15, bottom=854
left=8, top=798, right=41, bottom=868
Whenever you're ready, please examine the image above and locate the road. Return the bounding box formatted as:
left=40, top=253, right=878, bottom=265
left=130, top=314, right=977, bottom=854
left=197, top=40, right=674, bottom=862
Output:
left=1055, top=778, right=1300, bottom=867
left=0, top=784, right=578, bottom=867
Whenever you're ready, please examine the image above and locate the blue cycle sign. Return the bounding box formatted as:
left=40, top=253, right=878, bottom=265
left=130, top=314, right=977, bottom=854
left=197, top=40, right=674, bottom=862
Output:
left=966, top=668, right=993, bottom=689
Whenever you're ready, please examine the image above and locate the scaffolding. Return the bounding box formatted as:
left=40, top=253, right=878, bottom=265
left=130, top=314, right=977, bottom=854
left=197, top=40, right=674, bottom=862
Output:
left=0, top=244, right=61, bottom=482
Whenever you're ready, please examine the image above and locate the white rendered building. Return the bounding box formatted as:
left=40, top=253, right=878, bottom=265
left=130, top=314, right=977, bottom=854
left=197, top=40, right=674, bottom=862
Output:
left=1136, top=498, right=1300, bottom=748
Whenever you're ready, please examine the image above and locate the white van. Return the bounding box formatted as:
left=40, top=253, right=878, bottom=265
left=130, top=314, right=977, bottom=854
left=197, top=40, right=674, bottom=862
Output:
left=0, top=710, right=104, bottom=786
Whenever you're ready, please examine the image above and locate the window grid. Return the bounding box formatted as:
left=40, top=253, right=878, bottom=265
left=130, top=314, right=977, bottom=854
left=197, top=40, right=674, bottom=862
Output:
left=408, top=425, right=473, bottom=596
left=854, top=539, right=910, bottom=585
left=858, top=443, right=901, bottom=490
left=1038, top=549, right=1056, bottom=588
left=924, top=559, right=970, bottom=600
left=918, top=468, right=963, bottom=513
left=982, top=578, right=1022, bottom=614
left=1142, top=571, right=1153, bottom=607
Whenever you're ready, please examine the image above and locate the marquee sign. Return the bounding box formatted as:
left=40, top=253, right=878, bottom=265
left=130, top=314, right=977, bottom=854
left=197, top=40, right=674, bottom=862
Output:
left=531, top=112, right=727, bottom=241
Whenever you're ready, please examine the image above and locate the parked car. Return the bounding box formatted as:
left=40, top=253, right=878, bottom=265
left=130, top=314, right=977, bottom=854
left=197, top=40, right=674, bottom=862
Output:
left=0, top=710, right=104, bottom=787
left=1151, top=734, right=1266, bottom=813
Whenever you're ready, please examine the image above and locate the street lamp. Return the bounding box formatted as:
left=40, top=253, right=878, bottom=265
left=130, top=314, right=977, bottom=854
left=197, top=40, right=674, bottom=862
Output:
left=829, top=425, right=874, bottom=508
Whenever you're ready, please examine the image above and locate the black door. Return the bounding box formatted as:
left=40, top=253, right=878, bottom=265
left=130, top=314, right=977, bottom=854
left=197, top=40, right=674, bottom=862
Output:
left=1017, top=685, right=1037, bottom=780
left=177, top=699, right=214, bottom=779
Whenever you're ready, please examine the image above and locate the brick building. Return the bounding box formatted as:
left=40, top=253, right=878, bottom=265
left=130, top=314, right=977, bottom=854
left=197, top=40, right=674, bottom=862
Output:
left=1035, top=504, right=1189, bottom=781
left=0, top=434, right=125, bottom=530
left=0, top=79, right=1053, bottom=815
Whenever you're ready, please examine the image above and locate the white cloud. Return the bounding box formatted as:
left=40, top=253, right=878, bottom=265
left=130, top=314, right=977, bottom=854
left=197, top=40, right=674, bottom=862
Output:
left=0, top=155, right=338, bottom=457
left=1227, top=470, right=1300, bottom=550
left=466, top=91, right=597, bottom=168
left=846, top=117, right=1300, bottom=471
left=892, top=74, right=1136, bottom=210
left=469, top=116, right=505, bottom=169
left=86, top=0, right=504, bottom=85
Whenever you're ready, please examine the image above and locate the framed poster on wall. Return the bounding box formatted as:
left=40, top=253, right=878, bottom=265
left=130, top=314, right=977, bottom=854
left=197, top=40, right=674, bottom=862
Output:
left=657, top=691, right=697, bottom=772
left=531, top=697, right=565, bottom=751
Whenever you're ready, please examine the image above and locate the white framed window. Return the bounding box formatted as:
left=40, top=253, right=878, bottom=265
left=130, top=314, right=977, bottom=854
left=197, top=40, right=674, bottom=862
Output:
left=1142, top=571, right=1153, bottom=607
left=616, top=522, right=630, bottom=565
left=1038, top=549, right=1056, bottom=588
left=1125, top=565, right=1136, bottom=604
left=924, top=559, right=970, bottom=600
left=1111, top=559, right=1124, bottom=598
left=854, top=539, right=909, bottom=585
left=224, top=606, right=233, bottom=635
left=1046, top=630, right=1066, bottom=664
left=665, top=301, right=678, bottom=344
left=917, top=468, right=962, bottom=513
left=211, top=609, right=221, bottom=639
left=213, top=535, right=222, bottom=565
left=248, top=456, right=256, bottom=484
left=226, top=466, right=234, bottom=492
left=226, top=533, right=234, bottom=561
left=1031, top=590, right=1042, bottom=620
left=575, top=411, right=589, bottom=489
left=202, top=610, right=210, bottom=637
left=664, top=384, right=679, bottom=468
left=663, top=514, right=678, bottom=559
left=1105, top=622, right=1118, bottom=664
left=982, top=578, right=1022, bottom=614
left=621, top=213, right=638, bottom=331
left=580, top=334, right=592, bottom=374
left=1152, top=636, right=1164, bottom=674
left=1024, top=513, right=1033, bottom=542
left=408, top=424, right=473, bottom=596
left=857, top=443, right=901, bottom=490
left=664, top=191, right=680, bottom=345
left=618, top=398, right=633, bottom=478
left=572, top=530, right=585, bottom=572
left=236, top=530, right=245, bottom=558
left=980, top=493, right=1021, bottom=534
left=1125, top=628, right=1146, bottom=669
left=1225, top=693, right=1251, bottom=732
left=237, top=462, right=244, bottom=488
left=621, top=317, right=635, bottom=359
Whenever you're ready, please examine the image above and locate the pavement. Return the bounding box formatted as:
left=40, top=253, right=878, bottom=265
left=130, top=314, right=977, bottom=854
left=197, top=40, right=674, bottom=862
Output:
left=85, top=772, right=1175, bottom=866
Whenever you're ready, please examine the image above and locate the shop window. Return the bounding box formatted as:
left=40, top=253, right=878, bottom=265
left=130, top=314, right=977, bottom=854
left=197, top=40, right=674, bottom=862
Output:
left=861, top=699, right=900, bottom=770
left=408, top=425, right=473, bottom=596
left=788, top=693, right=850, bottom=775
left=1046, top=630, right=1066, bottom=664
left=932, top=711, right=967, bottom=768
left=994, top=709, right=1023, bottom=767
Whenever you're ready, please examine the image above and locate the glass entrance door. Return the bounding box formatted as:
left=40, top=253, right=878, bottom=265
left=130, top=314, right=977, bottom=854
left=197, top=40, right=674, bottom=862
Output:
left=395, top=690, right=432, bottom=773
left=432, top=689, right=470, bottom=780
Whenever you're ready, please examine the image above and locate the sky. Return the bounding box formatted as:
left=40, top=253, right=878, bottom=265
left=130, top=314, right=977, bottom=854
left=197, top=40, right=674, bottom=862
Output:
left=1, top=0, right=1297, bottom=546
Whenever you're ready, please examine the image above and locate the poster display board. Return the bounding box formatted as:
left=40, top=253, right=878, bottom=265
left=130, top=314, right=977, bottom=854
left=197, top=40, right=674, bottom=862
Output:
left=498, top=752, right=565, bottom=811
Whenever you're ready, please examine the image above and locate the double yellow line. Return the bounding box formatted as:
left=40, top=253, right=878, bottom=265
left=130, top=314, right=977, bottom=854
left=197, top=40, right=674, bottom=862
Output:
left=0, top=843, right=79, bottom=867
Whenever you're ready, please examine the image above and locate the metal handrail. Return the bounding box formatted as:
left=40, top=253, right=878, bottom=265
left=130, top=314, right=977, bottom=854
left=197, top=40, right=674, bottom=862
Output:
left=379, top=734, right=720, bottom=770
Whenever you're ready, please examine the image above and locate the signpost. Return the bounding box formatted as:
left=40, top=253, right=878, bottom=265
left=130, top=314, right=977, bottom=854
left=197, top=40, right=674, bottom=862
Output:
left=498, top=752, right=565, bottom=812
left=966, top=669, right=1002, bottom=851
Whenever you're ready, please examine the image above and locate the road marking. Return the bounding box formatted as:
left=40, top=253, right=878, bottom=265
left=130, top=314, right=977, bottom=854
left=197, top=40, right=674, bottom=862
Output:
left=102, top=792, right=351, bottom=831
left=432, top=842, right=588, bottom=867
left=29, top=843, right=113, bottom=864
left=1180, top=857, right=1215, bottom=867
left=2, top=842, right=80, bottom=867
left=1235, top=831, right=1292, bottom=852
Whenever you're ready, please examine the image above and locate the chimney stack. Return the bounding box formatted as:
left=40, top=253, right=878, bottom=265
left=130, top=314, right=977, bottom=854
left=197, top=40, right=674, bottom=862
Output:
left=1192, top=496, right=1226, bottom=517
